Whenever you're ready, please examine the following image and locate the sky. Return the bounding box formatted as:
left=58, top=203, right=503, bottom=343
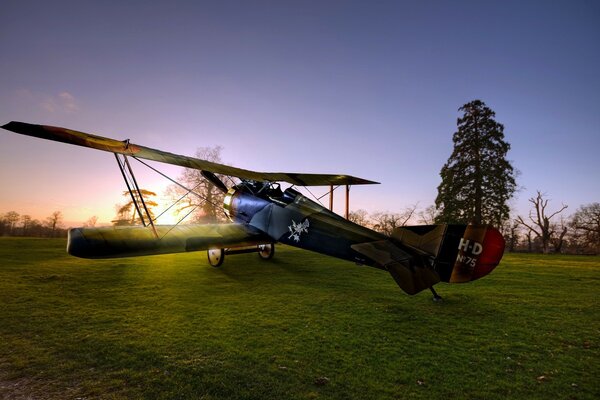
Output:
left=0, top=0, right=598, bottom=226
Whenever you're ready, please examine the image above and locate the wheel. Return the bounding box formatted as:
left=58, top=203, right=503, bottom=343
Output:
left=207, top=248, right=224, bottom=267
left=257, top=243, right=275, bottom=260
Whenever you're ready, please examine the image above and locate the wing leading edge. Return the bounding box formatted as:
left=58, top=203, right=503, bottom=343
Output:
left=67, top=223, right=272, bottom=259
left=2, top=121, right=378, bottom=186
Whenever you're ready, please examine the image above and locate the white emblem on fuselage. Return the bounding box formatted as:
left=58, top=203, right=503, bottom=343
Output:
left=288, top=219, right=310, bottom=242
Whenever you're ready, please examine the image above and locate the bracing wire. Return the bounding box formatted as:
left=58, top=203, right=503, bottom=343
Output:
left=317, top=185, right=340, bottom=201
left=152, top=181, right=203, bottom=222
left=160, top=204, right=201, bottom=239
left=303, top=185, right=324, bottom=206
left=132, top=157, right=229, bottom=219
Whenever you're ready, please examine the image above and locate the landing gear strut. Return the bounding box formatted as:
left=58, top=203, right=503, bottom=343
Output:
left=206, top=243, right=276, bottom=267
left=430, top=286, right=443, bottom=302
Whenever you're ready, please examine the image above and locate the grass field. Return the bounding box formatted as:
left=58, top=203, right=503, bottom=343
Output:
left=0, top=237, right=598, bottom=399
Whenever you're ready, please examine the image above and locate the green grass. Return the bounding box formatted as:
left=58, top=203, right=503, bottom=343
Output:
left=0, top=238, right=598, bottom=399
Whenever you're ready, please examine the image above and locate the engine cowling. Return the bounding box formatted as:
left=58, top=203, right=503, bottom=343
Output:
left=223, top=187, right=271, bottom=224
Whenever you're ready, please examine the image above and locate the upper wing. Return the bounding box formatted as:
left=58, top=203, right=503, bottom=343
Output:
left=68, top=223, right=272, bottom=259
left=2, top=121, right=378, bottom=186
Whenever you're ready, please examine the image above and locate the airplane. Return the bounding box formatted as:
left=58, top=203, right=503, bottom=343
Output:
left=1, top=121, right=505, bottom=300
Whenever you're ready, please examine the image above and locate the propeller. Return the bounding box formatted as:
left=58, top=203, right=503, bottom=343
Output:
left=201, top=170, right=228, bottom=193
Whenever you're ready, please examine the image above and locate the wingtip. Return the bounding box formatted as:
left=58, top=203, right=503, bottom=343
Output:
left=356, top=178, right=380, bottom=185
left=1, top=121, right=16, bottom=130
left=2, top=121, right=33, bottom=132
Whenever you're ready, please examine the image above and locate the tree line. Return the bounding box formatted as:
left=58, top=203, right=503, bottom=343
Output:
left=348, top=199, right=599, bottom=255
left=0, top=210, right=69, bottom=238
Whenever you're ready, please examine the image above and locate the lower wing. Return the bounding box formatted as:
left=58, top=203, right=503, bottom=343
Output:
left=68, top=223, right=271, bottom=259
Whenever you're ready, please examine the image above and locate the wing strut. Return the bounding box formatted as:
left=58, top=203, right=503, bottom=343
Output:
left=114, top=153, right=159, bottom=238
left=345, top=184, right=350, bottom=220
left=327, top=184, right=350, bottom=219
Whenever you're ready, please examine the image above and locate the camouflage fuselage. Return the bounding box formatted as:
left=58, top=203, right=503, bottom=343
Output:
left=224, top=185, right=387, bottom=268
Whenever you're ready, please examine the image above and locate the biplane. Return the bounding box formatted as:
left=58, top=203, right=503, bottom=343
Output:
left=2, top=121, right=505, bottom=299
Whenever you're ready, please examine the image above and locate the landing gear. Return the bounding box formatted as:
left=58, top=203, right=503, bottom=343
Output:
left=207, top=244, right=275, bottom=266
left=257, top=243, right=275, bottom=260
left=207, top=248, right=224, bottom=267
left=430, top=286, right=443, bottom=302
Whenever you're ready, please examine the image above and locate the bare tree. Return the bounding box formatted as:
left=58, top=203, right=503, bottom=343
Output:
left=504, top=219, right=521, bottom=252
left=84, top=216, right=99, bottom=228
left=550, top=217, right=569, bottom=254
left=46, top=211, right=63, bottom=236
left=418, top=205, right=438, bottom=225
left=348, top=209, right=369, bottom=227
left=516, top=191, right=568, bottom=254
left=524, top=229, right=534, bottom=253
left=21, top=214, right=32, bottom=236
left=371, top=204, right=418, bottom=236
left=168, top=146, right=231, bottom=223
left=4, top=211, right=20, bottom=234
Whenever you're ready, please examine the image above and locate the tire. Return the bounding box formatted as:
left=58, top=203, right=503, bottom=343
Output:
left=207, top=248, right=224, bottom=267
left=257, top=243, right=275, bottom=260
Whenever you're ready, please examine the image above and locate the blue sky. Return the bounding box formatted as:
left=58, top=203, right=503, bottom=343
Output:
left=0, top=1, right=598, bottom=225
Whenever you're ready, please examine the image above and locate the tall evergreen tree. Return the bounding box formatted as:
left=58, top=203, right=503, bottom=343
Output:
left=435, top=100, right=516, bottom=226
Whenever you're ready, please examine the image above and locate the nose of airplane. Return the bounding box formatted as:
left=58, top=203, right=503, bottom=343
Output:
left=67, top=227, right=90, bottom=258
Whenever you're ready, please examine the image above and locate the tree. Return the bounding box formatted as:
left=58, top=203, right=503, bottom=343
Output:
left=168, top=146, right=230, bottom=223
left=112, top=190, right=158, bottom=226
left=550, top=217, right=569, bottom=254
left=570, top=203, right=600, bottom=254
left=524, top=228, right=534, bottom=253
left=84, top=216, right=98, bottom=228
left=348, top=209, right=369, bottom=227
left=113, top=203, right=133, bottom=226
left=29, top=219, right=44, bottom=237
left=435, top=100, right=516, bottom=226
left=418, top=205, right=438, bottom=225
left=4, top=211, right=20, bottom=235
left=45, top=211, right=63, bottom=236
left=370, top=205, right=417, bottom=236
left=21, top=214, right=33, bottom=236
left=516, top=191, right=568, bottom=254
left=504, top=219, right=521, bottom=253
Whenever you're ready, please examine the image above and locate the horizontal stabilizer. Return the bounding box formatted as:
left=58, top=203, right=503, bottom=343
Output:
left=351, top=240, right=440, bottom=295
left=391, top=224, right=447, bottom=256
left=2, top=121, right=378, bottom=186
